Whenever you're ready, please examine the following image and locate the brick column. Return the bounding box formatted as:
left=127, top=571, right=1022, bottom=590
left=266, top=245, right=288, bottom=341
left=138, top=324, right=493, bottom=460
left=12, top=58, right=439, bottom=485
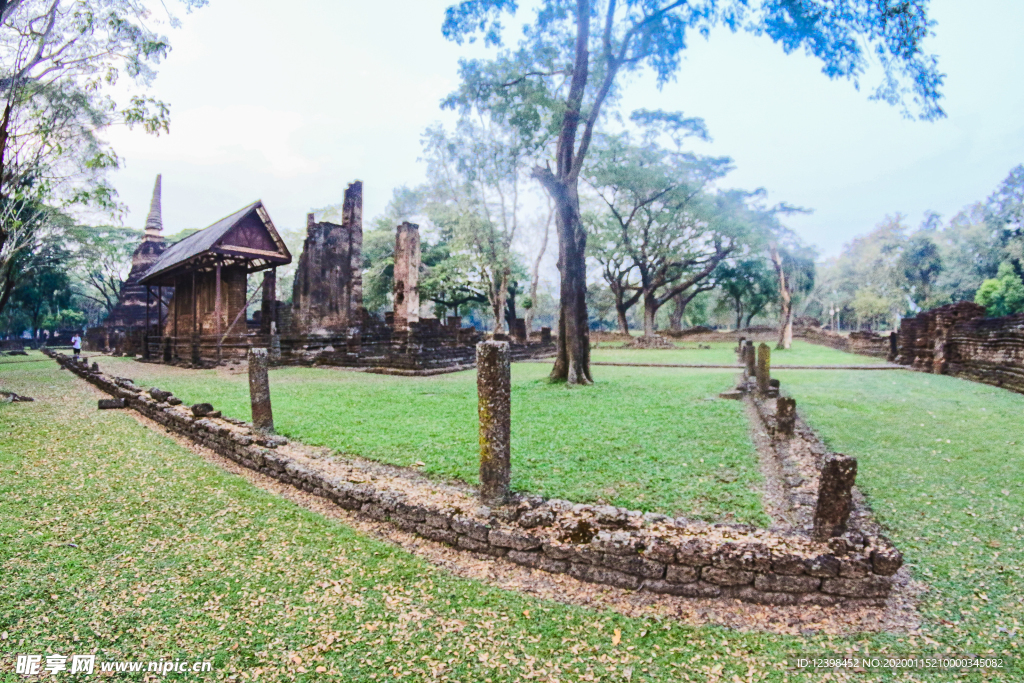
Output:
left=393, top=222, right=421, bottom=331
left=477, top=341, right=511, bottom=506
left=248, top=348, right=274, bottom=435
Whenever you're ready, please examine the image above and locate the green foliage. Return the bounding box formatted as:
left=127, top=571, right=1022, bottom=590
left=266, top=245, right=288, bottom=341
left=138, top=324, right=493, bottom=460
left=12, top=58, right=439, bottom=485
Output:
left=714, top=257, right=778, bottom=329
left=65, top=224, right=142, bottom=318
left=974, top=262, right=1024, bottom=318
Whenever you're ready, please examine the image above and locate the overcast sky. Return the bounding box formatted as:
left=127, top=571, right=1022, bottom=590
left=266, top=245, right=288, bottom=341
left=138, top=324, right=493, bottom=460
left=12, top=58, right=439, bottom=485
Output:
left=107, top=0, right=1024, bottom=258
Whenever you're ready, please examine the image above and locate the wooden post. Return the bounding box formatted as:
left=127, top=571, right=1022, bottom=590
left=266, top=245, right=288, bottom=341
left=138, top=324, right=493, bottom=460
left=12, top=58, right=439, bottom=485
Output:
left=248, top=347, right=274, bottom=434
left=173, top=277, right=179, bottom=358
left=756, top=343, right=771, bottom=395
left=215, top=261, right=222, bottom=362
left=144, top=286, right=151, bottom=359
left=158, top=285, right=163, bottom=335
left=477, top=340, right=511, bottom=506
left=812, top=454, right=857, bottom=541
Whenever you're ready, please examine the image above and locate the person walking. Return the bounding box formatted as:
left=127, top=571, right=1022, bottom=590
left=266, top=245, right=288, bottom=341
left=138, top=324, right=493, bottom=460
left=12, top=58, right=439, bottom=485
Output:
left=71, top=332, right=82, bottom=358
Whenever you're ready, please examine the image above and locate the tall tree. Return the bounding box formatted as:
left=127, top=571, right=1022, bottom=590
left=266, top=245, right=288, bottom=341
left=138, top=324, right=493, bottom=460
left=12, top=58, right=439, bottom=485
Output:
left=442, top=0, right=945, bottom=384
left=769, top=233, right=816, bottom=349
left=714, top=256, right=777, bottom=330
left=585, top=133, right=743, bottom=338
left=422, top=118, right=528, bottom=335
left=66, top=224, right=140, bottom=316
left=0, top=0, right=207, bottom=318
left=524, top=199, right=552, bottom=338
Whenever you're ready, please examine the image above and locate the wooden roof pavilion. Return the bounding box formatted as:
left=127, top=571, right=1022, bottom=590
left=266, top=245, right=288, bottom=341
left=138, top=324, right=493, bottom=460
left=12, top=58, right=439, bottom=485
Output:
left=139, top=200, right=291, bottom=286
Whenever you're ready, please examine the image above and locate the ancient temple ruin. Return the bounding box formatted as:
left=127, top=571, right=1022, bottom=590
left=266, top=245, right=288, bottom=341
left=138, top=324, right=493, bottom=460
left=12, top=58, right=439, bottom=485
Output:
left=96, top=175, right=170, bottom=352
left=101, top=178, right=552, bottom=373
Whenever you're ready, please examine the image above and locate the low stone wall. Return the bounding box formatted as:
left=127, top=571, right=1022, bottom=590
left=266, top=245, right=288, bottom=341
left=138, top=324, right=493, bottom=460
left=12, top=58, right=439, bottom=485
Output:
left=49, top=350, right=901, bottom=607
left=799, top=327, right=892, bottom=359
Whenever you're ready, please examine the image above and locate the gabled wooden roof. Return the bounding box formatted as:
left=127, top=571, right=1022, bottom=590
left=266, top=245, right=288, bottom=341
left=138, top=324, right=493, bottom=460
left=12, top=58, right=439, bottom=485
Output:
left=139, top=201, right=291, bottom=285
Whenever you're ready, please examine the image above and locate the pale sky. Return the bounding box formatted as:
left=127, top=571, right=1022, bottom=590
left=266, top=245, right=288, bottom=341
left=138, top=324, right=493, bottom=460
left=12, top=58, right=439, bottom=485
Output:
left=107, top=0, right=1024, bottom=258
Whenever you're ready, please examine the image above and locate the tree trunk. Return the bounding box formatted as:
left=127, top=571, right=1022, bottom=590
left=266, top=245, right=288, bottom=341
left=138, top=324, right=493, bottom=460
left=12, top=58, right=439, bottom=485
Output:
left=735, top=302, right=743, bottom=331
left=548, top=184, right=591, bottom=384
left=616, top=303, right=630, bottom=335
left=642, top=291, right=659, bottom=338
left=669, top=292, right=685, bottom=331
left=525, top=202, right=552, bottom=341
left=769, top=243, right=793, bottom=350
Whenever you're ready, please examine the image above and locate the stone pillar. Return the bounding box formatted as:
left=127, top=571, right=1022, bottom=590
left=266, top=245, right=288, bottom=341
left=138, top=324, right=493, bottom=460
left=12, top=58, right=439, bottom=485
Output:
left=744, top=340, right=755, bottom=377
left=270, top=333, right=281, bottom=362
left=776, top=396, right=796, bottom=436
left=737, top=336, right=745, bottom=354
left=477, top=341, right=511, bottom=506
left=393, top=222, right=420, bottom=331
left=248, top=348, right=274, bottom=435
left=260, top=268, right=276, bottom=335
left=756, top=343, right=771, bottom=395
left=540, top=327, right=552, bottom=344
left=812, top=454, right=857, bottom=541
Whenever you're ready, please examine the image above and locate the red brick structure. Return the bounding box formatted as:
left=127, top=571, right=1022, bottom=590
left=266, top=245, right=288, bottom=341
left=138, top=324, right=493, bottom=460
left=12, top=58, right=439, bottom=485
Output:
left=894, top=301, right=1024, bottom=392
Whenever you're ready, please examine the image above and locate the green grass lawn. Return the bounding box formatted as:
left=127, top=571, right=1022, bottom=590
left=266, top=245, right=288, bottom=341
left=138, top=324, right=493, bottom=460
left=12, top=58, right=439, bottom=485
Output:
left=590, top=340, right=889, bottom=366
left=777, top=368, right=1024, bottom=670
left=2, top=352, right=1021, bottom=681
left=82, top=355, right=765, bottom=523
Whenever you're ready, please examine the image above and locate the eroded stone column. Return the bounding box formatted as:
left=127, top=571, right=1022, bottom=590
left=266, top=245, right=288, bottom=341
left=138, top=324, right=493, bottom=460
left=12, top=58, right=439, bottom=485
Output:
left=477, top=340, right=511, bottom=506
left=812, top=454, right=857, bottom=541
left=744, top=340, right=755, bottom=377
left=756, top=343, right=771, bottom=395
left=776, top=396, right=796, bottom=436
left=248, top=347, right=274, bottom=435
left=393, top=222, right=421, bottom=331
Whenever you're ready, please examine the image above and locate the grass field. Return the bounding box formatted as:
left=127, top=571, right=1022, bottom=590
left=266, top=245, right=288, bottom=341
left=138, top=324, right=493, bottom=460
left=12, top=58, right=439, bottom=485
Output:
left=1, top=351, right=1021, bottom=681
left=777, top=368, right=1024, bottom=668
left=80, top=355, right=766, bottom=523
left=590, top=340, right=889, bottom=366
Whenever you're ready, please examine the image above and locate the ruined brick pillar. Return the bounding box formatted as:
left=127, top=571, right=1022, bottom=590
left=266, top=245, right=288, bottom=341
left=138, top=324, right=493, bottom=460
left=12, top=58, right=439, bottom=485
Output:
left=393, top=222, right=421, bottom=331
left=260, top=268, right=276, bottom=335
left=291, top=181, right=363, bottom=335
left=744, top=340, right=755, bottom=377
left=812, top=454, right=857, bottom=541
left=756, top=343, right=770, bottom=394
left=513, top=318, right=527, bottom=343
left=477, top=341, right=511, bottom=506
left=776, top=396, right=796, bottom=436
left=248, top=347, right=274, bottom=435
left=540, top=327, right=552, bottom=344
left=737, top=336, right=745, bottom=354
